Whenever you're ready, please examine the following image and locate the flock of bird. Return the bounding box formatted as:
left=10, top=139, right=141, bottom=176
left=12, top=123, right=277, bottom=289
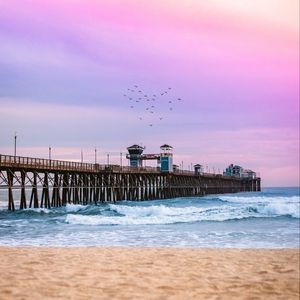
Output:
left=123, top=85, right=183, bottom=127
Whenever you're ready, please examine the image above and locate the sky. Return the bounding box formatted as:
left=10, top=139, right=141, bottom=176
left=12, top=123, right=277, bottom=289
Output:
left=0, top=0, right=299, bottom=187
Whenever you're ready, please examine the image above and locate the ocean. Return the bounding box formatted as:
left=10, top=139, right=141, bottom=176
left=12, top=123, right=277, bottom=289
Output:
left=0, top=187, right=299, bottom=248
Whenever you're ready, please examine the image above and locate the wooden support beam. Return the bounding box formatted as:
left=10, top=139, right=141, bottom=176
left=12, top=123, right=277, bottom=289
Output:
left=0, top=161, right=261, bottom=210
left=7, top=170, right=15, bottom=211
left=20, top=170, right=27, bottom=209
left=29, top=172, right=39, bottom=208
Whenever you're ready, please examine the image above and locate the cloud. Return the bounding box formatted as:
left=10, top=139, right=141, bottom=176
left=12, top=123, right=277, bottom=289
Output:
left=0, top=0, right=298, bottom=186
left=0, top=98, right=137, bottom=147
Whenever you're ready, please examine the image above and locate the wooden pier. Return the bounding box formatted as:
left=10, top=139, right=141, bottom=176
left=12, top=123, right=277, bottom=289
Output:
left=0, top=154, right=261, bottom=211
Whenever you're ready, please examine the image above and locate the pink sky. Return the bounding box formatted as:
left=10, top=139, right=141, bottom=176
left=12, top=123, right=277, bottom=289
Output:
left=0, top=0, right=299, bottom=186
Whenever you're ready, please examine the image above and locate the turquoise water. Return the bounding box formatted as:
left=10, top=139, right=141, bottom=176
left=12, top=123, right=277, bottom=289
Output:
left=0, top=187, right=299, bottom=248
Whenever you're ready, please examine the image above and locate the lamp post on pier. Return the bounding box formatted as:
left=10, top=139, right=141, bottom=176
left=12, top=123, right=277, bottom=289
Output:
left=49, top=145, right=52, bottom=160
left=120, top=152, right=123, bottom=169
left=81, top=150, right=83, bottom=163
left=95, top=148, right=97, bottom=164
left=14, top=132, right=17, bottom=157
left=107, top=153, right=110, bottom=165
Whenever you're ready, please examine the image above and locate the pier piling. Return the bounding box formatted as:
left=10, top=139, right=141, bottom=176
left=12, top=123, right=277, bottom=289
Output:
left=0, top=154, right=261, bottom=211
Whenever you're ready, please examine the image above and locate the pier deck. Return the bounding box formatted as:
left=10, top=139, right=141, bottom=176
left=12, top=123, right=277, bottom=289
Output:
left=0, top=154, right=261, bottom=211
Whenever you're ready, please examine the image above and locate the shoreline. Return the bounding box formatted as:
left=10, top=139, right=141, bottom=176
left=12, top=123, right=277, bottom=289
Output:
left=0, top=247, right=299, bottom=299
left=0, top=245, right=299, bottom=249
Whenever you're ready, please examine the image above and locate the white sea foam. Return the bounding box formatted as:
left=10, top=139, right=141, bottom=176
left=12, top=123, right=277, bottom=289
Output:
left=65, top=204, right=253, bottom=226
left=24, top=207, right=52, bottom=214
left=1, top=189, right=299, bottom=248
left=218, top=195, right=300, bottom=218
left=257, top=201, right=300, bottom=218
left=218, top=195, right=300, bottom=204
left=109, top=204, right=209, bottom=217
left=65, top=204, right=87, bottom=213
left=64, top=194, right=300, bottom=226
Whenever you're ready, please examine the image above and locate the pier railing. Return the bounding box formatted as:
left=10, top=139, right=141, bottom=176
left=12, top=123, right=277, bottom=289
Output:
left=0, top=154, right=261, bottom=210
left=0, top=154, right=99, bottom=172
left=0, top=154, right=257, bottom=178
left=0, top=154, right=161, bottom=173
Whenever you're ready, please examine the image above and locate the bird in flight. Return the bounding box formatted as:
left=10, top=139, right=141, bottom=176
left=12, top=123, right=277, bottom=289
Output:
left=124, top=85, right=183, bottom=127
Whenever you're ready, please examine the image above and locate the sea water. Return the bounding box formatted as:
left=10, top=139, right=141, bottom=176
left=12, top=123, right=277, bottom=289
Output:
left=0, top=187, right=299, bottom=248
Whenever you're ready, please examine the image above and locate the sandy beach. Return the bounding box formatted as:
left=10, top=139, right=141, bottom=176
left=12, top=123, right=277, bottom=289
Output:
left=0, top=247, right=298, bottom=299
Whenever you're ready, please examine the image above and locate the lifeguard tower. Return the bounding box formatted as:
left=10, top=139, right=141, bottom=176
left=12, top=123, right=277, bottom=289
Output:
left=194, top=164, right=203, bottom=175
left=160, top=144, right=173, bottom=173
left=126, top=144, right=145, bottom=167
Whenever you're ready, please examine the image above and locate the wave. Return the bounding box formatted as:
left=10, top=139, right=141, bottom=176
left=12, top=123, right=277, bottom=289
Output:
left=1, top=194, right=298, bottom=227
left=109, top=204, right=211, bottom=217
left=65, top=204, right=88, bottom=213
left=0, top=204, right=102, bottom=216
left=256, top=201, right=299, bottom=218
left=64, top=200, right=299, bottom=226
left=218, top=195, right=300, bottom=204
left=218, top=195, right=300, bottom=219
left=64, top=204, right=246, bottom=225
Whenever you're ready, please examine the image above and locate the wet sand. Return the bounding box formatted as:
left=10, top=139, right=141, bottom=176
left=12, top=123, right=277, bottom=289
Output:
left=0, top=247, right=299, bottom=299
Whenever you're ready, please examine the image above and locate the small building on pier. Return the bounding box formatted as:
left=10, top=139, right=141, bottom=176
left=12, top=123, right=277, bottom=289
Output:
left=224, top=164, right=257, bottom=179
left=0, top=152, right=261, bottom=211
left=126, top=144, right=145, bottom=167
left=160, top=144, right=173, bottom=173
left=194, top=164, right=203, bottom=175
left=126, top=144, right=174, bottom=173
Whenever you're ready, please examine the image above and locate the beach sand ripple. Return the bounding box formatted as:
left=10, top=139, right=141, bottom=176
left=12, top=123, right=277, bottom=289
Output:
left=0, top=247, right=299, bottom=299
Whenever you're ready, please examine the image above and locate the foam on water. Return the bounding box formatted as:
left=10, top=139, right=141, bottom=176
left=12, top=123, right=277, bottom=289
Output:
left=0, top=188, right=299, bottom=248
left=219, top=195, right=300, bottom=204
left=65, top=195, right=300, bottom=226
left=65, top=204, right=88, bottom=213
left=218, top=195, right=300, bottom=218
left=257, top=201, right=300, bottom=218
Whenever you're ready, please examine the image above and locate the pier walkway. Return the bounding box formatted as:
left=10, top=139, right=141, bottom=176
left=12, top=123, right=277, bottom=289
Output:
left=0, top=154, right=261, bottom=211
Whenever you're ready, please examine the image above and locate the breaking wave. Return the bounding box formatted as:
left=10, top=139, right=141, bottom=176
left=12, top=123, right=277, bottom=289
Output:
left=0, top=188, right=299, bottom=248
left=218, top=195, right=299, bottom=204
left=64, top=194, right=299, bottom=226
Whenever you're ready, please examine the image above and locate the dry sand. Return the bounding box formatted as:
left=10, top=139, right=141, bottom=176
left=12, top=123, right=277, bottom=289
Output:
left=0, top=247, right=299, bottom=300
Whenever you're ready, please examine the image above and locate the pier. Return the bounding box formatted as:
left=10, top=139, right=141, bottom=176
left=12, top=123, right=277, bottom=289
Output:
left=0, top=154, right=261, bottom=211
